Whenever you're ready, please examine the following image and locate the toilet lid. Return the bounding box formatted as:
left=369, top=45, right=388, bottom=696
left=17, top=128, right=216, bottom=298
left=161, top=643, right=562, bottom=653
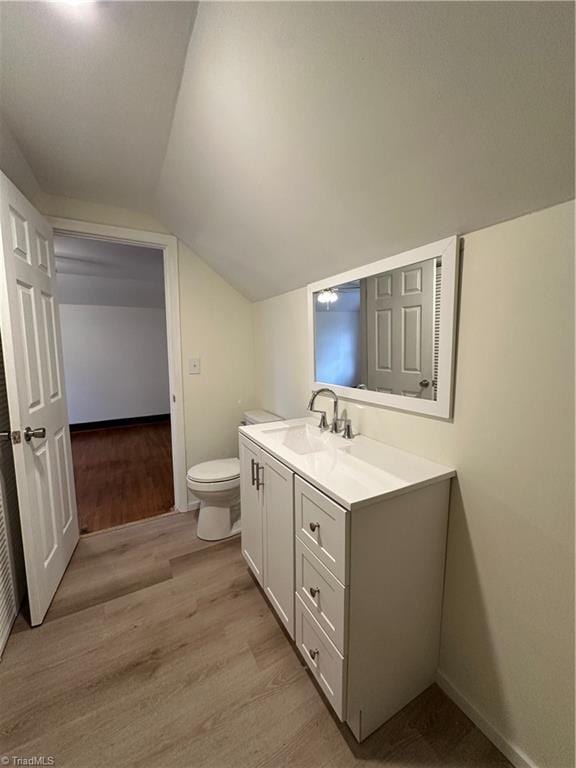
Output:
left=187, top=458, right=240, bottom=483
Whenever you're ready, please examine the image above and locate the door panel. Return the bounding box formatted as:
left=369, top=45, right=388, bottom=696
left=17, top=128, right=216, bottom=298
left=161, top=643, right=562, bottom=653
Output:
left=366, top=259, right=435, bottom=398
left=239, top=435, right=263, bottom=585
left=0, top=172, right=79, bottom=625
left=262, top=451, right=294, bottom=637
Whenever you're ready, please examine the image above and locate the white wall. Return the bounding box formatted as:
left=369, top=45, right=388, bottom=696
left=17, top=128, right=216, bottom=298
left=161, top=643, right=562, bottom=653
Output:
left=57, top=273, right=165, bottom=309
left=253, top=201, right=575, bottom=768
left=60, top=305, right=170, bottom=424
left=315, top=309, right=362, bottom=387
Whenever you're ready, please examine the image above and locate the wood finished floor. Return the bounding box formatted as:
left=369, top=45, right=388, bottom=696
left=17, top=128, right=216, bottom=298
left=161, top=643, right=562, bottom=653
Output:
left=0, top=513, right=511, bottom=768
left=70, top=421, right=174, bottom=534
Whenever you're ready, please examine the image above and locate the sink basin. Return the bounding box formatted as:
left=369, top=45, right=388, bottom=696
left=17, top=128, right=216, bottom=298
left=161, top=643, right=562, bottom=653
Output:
left=262, top=423, right=331, bottom=455
left=241, top=416, right=456, bottom=509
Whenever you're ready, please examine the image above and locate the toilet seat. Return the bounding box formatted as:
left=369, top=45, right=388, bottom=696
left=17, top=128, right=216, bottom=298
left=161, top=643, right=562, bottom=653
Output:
left=187, top=458, right=240, bottom=493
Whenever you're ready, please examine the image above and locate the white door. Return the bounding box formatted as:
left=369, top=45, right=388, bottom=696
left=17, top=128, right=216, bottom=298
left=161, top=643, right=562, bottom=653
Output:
left=239, top=435, right=263, bottom=585
left=262, top=451, right=294, bottom=638
left=366, top=259, right=435, bottom=398
left=0, top=172, right=79, bottom=625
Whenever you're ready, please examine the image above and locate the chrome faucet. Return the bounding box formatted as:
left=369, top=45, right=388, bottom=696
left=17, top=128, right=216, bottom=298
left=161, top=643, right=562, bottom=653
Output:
left=307, top=388, right=342, bottom=433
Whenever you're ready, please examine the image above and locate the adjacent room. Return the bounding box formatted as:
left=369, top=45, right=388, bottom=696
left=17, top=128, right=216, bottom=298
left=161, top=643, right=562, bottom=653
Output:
left=0, top=3, right=573, bottom=768
left=55, top=234, right=173, bottom=533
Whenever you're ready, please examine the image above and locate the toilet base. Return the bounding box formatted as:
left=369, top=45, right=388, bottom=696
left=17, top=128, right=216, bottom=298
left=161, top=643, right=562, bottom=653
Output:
left=197, top=502, right=241, bottom=541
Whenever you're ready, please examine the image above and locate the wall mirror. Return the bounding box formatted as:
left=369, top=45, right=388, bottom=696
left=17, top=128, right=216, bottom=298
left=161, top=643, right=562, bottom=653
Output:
left=307, top=236, right=459, bottom=419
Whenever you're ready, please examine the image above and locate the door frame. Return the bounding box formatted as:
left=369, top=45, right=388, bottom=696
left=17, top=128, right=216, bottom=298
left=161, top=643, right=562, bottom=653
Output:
left=48, top=217, right=188, bottom=513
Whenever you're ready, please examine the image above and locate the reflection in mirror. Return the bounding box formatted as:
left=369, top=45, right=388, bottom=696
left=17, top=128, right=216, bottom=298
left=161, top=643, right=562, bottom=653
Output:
left=314, top=257, right=441, bottom=400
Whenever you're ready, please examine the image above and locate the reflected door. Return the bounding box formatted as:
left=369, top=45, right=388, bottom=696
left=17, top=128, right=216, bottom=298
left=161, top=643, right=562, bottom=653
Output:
left=366, top=260, right=435, bottom=398
left=0, top=172, right=79, bottom=625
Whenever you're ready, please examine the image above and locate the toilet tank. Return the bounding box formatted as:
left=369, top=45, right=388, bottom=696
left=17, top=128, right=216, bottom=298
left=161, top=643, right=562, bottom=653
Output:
left=242, top=409, right=283, bottom=425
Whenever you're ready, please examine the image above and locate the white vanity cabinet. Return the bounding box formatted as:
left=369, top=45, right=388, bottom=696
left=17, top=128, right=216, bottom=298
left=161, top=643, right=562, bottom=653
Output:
left=239, top=434, right=295, bottom=637
left=239, top=435, right=264, bottom=585
left=239, top=420, right=455, bottom=742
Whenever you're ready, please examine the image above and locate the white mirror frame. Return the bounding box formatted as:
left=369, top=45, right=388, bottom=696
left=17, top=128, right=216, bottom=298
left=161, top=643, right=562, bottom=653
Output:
left=307, top=235, right=459, bottom=420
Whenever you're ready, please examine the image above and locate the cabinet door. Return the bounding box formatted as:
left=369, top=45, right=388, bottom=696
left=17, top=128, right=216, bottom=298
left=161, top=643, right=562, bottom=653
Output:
left=262, top=451, right=295, bottom=638
left=239, top=436, right=263, bottom=585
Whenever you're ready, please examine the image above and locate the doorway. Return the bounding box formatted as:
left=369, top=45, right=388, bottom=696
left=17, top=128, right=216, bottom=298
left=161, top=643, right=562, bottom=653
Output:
left=55, top=234, right=174, bottom=533
left=51, top=218, right=188, bottom=527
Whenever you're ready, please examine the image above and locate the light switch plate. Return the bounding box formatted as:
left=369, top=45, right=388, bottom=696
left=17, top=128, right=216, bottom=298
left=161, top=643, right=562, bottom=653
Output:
left=189, top=358, right=201, bottom=375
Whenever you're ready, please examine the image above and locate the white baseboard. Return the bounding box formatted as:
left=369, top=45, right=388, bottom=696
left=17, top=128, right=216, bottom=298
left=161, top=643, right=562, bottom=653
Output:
left=186, top=500, right=201, bottom=512
left=436, top=671, right=538, bottom=768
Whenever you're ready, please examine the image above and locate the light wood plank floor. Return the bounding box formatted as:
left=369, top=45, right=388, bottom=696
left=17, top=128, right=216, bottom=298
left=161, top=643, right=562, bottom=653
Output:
left=70, top=421, right=174, bottom=534
left=0, top=513, right=511, bottom=768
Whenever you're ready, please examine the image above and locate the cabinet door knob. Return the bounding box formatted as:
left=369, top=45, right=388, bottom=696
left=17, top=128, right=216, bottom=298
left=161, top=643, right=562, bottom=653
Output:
left=308, top=648, right=319, bottom=661
left=309, top=521, right=319, bottom=533
left=309, top=586, right=319, bottom=598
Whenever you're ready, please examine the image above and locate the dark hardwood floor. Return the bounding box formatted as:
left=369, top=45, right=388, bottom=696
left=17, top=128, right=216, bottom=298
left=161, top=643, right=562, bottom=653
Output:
left=1, top=513, right=511, bottom=768
left=70, top=420, right=174, bottom=533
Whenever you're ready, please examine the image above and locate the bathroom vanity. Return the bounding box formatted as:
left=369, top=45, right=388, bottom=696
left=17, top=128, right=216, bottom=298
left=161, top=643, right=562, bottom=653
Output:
left=238, top=418, right=455, bottom=742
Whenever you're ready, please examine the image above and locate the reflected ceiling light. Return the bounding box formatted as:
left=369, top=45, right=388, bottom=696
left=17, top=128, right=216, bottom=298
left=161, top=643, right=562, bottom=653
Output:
left=317, top=288, right=339, bottom=305
left=49, top=0, right=97, bottom=22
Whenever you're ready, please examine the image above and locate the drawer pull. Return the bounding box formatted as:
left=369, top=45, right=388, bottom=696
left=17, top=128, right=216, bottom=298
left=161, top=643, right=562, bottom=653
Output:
left=309, top=521, right=319, bottom=533
left=308, top=648, right=319, bottom=661
left=309, top=586, right=320, bottom=598
left=250, top=458, right=256, bottom=486
left=255, top=463, right=264, bottom=490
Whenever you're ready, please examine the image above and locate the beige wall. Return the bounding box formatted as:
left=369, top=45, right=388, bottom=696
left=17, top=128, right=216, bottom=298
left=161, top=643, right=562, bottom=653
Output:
left=178, top=242, right=256, bottom=470
left=254, top=288, right=310, bottom=420
left=0, top=112, right=44, bottom=208
left=252, top=201, right=575, bottom=768
left=39, top=193, right=168, bottom=234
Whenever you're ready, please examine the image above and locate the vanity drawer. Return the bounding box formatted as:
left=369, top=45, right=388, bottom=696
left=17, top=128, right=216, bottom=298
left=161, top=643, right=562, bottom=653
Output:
left=295, top=538, right=346, bottom=653
left=295, top=595, right=345, bottom=720
left=294, top=476, right=348, bottom=584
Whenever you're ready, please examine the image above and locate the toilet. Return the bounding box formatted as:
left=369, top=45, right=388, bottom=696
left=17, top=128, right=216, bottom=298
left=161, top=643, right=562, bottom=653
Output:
left=187, top=409, right=282, bottom=541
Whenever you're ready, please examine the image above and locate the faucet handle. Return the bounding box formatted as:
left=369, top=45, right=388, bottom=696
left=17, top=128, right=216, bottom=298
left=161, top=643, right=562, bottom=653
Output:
left=342, top=420, right=354, bottom=440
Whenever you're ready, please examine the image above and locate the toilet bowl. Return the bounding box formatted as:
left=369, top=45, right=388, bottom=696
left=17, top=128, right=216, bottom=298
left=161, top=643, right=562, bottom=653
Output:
left=187, top=409, right=282, bottom=541
left=187, top=458, right=241, bottom=541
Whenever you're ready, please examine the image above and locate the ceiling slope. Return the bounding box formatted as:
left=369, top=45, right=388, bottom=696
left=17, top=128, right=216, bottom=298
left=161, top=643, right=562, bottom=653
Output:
left=0, top=1, right=197, bottom=209
left=156, top=2, right=574, bottom=300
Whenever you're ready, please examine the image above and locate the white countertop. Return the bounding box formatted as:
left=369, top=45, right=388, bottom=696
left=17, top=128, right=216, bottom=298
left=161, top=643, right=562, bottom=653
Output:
left=239, top=417, right=455, bottom=510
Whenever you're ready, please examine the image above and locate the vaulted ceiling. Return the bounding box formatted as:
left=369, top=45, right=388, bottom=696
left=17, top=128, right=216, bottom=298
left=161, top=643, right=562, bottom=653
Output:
left=1, top=2, right=574, bottom=300
left=0, top=1, right=196, bottom=208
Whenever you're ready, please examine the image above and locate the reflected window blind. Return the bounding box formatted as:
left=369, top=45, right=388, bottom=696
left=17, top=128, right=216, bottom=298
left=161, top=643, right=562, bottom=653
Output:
left=433, top=259, right=442, bottom=396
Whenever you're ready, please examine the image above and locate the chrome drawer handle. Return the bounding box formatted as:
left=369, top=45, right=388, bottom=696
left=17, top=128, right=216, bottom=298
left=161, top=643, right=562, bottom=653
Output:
left=308, top=648, right=319, bottom=661
left=309, top=586, right=320, bottom=598
left=309, top=521, right=319, bottom=533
